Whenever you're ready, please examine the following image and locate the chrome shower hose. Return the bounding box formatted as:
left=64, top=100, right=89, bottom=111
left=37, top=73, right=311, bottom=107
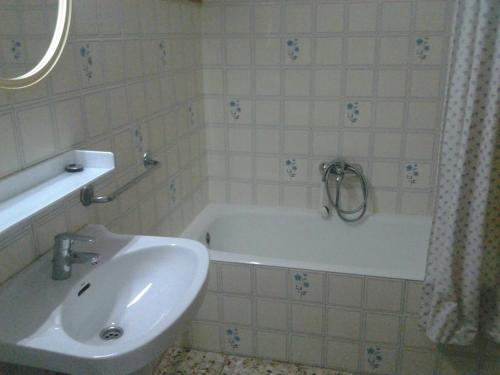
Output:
left=324, top=163, right=368, bottom=222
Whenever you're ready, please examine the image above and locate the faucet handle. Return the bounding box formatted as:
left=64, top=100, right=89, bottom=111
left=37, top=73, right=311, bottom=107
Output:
left=54, top=233, right=95, bottom=246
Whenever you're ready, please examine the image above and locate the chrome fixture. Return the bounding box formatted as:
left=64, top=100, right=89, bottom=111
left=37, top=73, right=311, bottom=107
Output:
left=80, top=151, right=159, bottom=206
left=52, top=233, right=99, bottom=280
left=319, top=160, right=368, bottom=222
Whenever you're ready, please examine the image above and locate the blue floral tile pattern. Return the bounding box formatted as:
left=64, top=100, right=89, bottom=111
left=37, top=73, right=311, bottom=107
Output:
left=405, top=162, right=419, bottom=185
left=229, top=99, right=241, bottom=120
left=415, top=37, right=431, bottom=61
left=159, top=40, right=167, bottom=67
left=366, top=347, right=383, bottom=369
left=10, top=40, right=22, bottom=60
left=226, top=328, right=241, bottom=349
left=79, top=43, right=93, bottom=81
left=346, top=102, right=360, bottom=124
left=188, top=103, right=196, bottom=127
left=287, top=38, right=300, bottom=61
left=169, top=178, right=177, bottom=206
left=133, top=127, right=144, bottom=153
left=286, top=159, right=298, bottom=178
left=293, top=272, right=310, bottom=297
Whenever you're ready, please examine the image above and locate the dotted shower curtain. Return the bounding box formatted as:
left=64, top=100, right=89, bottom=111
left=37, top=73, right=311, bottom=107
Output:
left=419, top=0, right=500, bottom=345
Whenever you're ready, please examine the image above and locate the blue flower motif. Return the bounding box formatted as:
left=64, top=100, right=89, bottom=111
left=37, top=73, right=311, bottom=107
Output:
left=293, top=272, right=309, bottom=296
left=287, top=38, right=300, bottom=61
left=229, top=99, right=241, bottom=120
left=346, top=102, right=360, bottom=124
left=416, top=37, right=431, bottom=61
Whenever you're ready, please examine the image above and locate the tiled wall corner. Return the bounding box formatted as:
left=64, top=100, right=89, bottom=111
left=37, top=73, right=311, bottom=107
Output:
left=201, top=0, right=453, bottom=215
left=0, top=0, right=208, bottom=305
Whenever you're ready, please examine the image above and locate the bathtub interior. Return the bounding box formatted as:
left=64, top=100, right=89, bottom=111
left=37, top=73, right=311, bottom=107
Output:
left=183, top=204, right=432, bottom=280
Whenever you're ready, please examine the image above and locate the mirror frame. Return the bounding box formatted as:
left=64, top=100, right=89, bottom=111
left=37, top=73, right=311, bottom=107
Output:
left=0, top=0, right=72, bottom=90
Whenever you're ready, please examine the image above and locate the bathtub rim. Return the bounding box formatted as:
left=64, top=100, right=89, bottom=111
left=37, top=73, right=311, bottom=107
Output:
left=182, top=203, right=430, bottom=281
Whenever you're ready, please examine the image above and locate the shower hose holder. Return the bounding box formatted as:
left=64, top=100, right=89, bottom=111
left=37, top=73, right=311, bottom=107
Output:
left=319, top=159, right=368, bottom=222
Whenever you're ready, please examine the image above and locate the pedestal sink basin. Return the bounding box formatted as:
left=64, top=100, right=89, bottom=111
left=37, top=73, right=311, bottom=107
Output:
left=0, top=225, right=209, bottom=375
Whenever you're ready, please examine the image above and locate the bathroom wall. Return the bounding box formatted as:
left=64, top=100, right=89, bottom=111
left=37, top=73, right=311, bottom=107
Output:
left=187, top=261, right=500, bottom=375
left=201, top=0, right=452, bottom=215
left=0, top=0, right=207, bottom=287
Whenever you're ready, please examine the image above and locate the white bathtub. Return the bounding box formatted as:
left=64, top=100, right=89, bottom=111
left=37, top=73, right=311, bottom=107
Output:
left=182, top=204, right=432, bottom=281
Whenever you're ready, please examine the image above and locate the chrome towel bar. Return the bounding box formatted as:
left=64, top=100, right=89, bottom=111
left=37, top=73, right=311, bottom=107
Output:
left=80, top=151, right=159, bottom=206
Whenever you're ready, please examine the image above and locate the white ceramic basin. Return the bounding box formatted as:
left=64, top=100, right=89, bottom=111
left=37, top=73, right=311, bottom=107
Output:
left=0, top=225, right=209, bottom=375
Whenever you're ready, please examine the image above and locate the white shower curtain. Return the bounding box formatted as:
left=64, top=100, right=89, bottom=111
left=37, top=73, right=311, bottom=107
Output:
left=419, top=0, right=500, bottom=345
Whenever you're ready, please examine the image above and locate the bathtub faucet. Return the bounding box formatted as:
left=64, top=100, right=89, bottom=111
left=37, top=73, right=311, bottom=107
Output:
left=319, top=160, right=368, bottom=222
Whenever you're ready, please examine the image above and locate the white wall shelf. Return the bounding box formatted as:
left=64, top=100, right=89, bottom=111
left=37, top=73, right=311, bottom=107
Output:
left=0, top=150, right=115, bottom=235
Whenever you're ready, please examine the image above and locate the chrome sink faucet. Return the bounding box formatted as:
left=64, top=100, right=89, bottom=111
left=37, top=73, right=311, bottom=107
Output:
left=52, top=233, right=100, bottom=280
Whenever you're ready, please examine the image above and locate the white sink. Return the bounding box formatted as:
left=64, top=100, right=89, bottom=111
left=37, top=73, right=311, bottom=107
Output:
left=0, top=225, right=209, bottom=375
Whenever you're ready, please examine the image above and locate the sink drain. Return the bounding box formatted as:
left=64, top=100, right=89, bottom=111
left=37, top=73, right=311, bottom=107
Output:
left=99, top=326, right=124, bottom=341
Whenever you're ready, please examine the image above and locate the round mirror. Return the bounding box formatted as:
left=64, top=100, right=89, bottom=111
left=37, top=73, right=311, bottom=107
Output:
left=0, top=0, right=71, bottom=89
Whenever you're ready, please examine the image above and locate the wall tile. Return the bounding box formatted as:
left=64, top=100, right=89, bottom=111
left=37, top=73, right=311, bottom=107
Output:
left=380, top=37, right=409, bottom=65
left=0, top=230, right=36, bottom=284
left=328, top=274, right=364, bottom=308
left=347, top=37, right=376, bottom=65
left=373, top=133, right=403, bottom=159
left=416, top=1, right=447, bottom=32
left=348, top=3, right=377, bottom=32
left=226, top=38, right=251, bottom=66
left=375, top=102, right=405, bottom=129
left=290, top=270, right=324, bottom=303
left=255, top=38, right=281, bottom=65
left=381, top=2, right=412, bottom=32
left=222, top=295, right=252, bottom=326
left=256, top=331, right=287, bottom=361
left=284, top=70, right=311, bottom=97
left=404, top=317, right=435, bottom=349
left=220, top=263, right=252, bottom=294
left=316, top=4, right=344, bottom=33
left=314, top=70, right=342, bottom=97
left=345, top=69, right=373, bottom=97
left=401, top=350, right=437, bottom=375
left=290, top=335, right=323, bottom=367
left=17, top=105, right=56, bottom=164
left=326, top=340, right=360, bottom=372
left=363, top=344, right=398, bottom=374
left=292, top=303, right=324, bottom=335
left=284, top=100, right=310, bottom=127
left=285, top=4, right=312, bottom=34
left=255, top=184, right=279, bottom=207
left=377, top=70, right=407, bottom=97
left=255, top=5, right=281, bottom=34
left=255, top=69, right=281, bottom=96
left=191, top=322, right=221, bottom=352
left=314, top=101, right=341, bottom=127
left=366, top=278, right=403, bottom=312
left=327, top=307, right=361, bottom=340
left=255, top=267, right=288, bottom=298
left=196, top=292, right=219, bottom=322
left=315, top=38, right=343, bottom=65
left=0, top=113, right=20, bottom=176
left=223, top=326, right=254, bottom=356
left=256, top=299, right=288, bottom=331
left=410, top=70, right=442, bottom=98
left=225, top=5, right=250, bottom=34
left=365, top=312, right=400, bottom=344
left=405, top=133, right=435, bottom=160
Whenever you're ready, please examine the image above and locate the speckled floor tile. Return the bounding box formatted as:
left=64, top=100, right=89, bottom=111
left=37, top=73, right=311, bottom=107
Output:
left=155, top=347, right=226, bottom=375
left=155, top=348, right=351, bottom=375
left=222, top=356, right=301, bottom=375
left=297, top=366, right=350, bottom=375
